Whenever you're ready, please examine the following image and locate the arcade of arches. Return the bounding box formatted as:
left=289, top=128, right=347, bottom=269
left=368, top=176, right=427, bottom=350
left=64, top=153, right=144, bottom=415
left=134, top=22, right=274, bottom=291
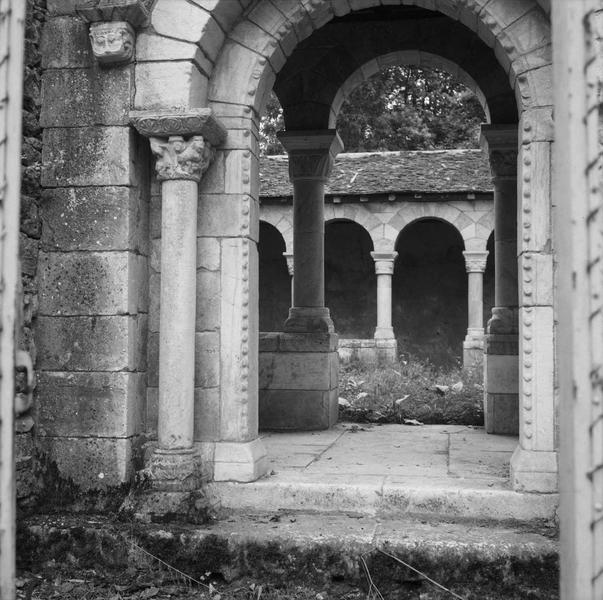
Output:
left=36, top=0, right=557, bottom=508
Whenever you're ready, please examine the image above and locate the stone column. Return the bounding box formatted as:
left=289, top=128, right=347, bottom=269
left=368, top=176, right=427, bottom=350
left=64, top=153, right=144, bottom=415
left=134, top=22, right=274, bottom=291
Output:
left=371, top=251, right=398, bottom=364
left=258, top=130, right=342, bottom=430
left=131, top=110, right=225, bottom=490
left=278, top=130, right=343, bottom=333
left=283, top=251, right=294, bottom=303
left=481, top=125, right=519, bottom=435
left=462, top=251, right=488, bottom=367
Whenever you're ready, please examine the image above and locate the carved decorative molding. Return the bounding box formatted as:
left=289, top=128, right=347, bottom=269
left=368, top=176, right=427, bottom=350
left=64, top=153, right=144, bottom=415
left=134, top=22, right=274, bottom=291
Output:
left=76, top=0, right=153, bottom=28
left=277, top=130, right=343, bottom=181
left=463, top=250, right=488, bottom=273
left=480, top=124, right=518, bottom=179
left=130, top=109, right=227, bottom=147
left=149, top=135, right=213, bottom=182
left=89, top=21, right=134, bottom=65
left=489, top=149, right=518, bottom=178
left=287, top=152, right=335, bottom=180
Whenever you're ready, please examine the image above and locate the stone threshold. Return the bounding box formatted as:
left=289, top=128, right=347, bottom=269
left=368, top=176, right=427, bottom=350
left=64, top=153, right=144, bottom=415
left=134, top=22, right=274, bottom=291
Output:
left=18, top=512, right=558, bottom=596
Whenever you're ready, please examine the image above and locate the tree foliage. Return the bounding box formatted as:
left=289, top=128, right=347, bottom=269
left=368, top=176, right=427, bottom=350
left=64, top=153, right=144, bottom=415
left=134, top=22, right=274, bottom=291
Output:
left=260, top=66, right=486, bottom=155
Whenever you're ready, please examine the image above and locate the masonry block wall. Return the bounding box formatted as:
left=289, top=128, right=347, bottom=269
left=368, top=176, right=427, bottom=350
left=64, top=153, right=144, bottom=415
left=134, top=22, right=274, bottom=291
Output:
left=16, top=0, right=46, bottom=507
left=35, top=4, right=149, bottom=490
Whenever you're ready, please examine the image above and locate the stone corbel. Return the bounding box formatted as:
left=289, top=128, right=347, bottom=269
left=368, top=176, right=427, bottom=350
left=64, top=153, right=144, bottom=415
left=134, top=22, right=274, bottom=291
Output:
left=76, top=1, right=154, bottom=66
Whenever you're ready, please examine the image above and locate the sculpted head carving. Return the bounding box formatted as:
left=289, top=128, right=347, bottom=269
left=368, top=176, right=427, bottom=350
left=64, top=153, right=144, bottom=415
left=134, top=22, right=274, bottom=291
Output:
left=89, top=21, right=134, bottom=65
left=149, top=135, right=214, bottom=182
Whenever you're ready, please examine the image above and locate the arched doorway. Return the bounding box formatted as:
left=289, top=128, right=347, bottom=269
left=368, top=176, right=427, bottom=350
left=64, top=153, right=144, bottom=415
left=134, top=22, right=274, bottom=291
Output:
left=393, top=218, right=466, bottom=367
left=325, top=219, right=375, bottom=338
left=258, top=221, right=290, bottom=332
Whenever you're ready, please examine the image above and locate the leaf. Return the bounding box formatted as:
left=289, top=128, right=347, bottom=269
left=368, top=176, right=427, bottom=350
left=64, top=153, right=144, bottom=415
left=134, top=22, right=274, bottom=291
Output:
left=139, top=586, right=159, bottom=598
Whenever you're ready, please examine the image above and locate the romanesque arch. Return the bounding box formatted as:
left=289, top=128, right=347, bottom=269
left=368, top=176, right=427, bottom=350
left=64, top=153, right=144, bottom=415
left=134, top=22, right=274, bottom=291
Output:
left=132, top=0, right=555, bottom=490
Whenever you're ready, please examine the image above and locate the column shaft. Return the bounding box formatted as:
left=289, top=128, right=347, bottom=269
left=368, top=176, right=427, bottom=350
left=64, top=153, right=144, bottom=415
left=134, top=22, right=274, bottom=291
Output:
left=494, top=178, right=518, bottom=308
left=467, top=271, right=484, bottom=331
left=292, top=179, right=325, bottom=308
left=158, top=180, right=197, bottom=450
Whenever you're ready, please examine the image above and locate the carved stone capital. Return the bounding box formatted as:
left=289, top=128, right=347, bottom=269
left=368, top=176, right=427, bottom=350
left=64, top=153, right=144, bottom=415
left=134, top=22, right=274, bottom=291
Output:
left=283, top=252, right=294, bottom=276
left=277, top=130, right=343, bottom=181
left=88, top=21, right=134, bottom=65
left=371, top=251, right=398, bottom=275
left=480, top=124, right=518, bottom=179
left=463, top=250, right=489, bottom=273
left=149, top=135, right=213, bottom=182
left=130, top=109, right=227, bottom=147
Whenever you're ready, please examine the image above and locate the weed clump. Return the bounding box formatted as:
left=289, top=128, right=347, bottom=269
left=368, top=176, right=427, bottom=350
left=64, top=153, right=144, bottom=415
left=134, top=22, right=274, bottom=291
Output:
left=338, top=356, right=484, bottom=426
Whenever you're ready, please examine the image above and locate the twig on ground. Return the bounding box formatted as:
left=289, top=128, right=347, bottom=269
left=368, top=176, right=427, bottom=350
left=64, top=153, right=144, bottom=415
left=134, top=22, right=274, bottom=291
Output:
left=376, top=547, right=467, bottom=600
left=128, top=537, right=211, bottom=591
left=360, top=556, right=385, bottom=600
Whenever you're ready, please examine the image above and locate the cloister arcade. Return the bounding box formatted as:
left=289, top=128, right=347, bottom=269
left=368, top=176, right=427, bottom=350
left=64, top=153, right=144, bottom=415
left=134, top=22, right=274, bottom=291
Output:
left=35, top=0, right=556, bottom=511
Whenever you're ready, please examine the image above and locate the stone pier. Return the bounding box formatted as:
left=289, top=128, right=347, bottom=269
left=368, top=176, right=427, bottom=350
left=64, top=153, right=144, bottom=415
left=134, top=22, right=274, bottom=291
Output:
left=258, top=130, right=342, bottom=430
left=482, top=125, right=519, bottom=435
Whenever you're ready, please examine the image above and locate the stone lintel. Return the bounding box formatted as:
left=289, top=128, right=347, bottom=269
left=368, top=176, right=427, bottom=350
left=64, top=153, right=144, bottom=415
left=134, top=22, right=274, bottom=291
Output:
left=277, top=129, right=344, bottom=180
left=463, top=250, right=489, bottom=273
left=130, top=109, right=227, bottom=147
left=76, top=0, right=152, bottom=28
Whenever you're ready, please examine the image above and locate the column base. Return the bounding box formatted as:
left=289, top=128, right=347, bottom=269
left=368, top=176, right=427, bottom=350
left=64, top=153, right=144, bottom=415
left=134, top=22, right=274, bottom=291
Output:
left=213, top=438, right=269, bottom=482
left=510, top=446, right=558, bottom=493
left=374, top=326, right=394, bottom=340
left=145, top=448, right=202, bottom=492
left=463, top=329, right=484, bottom=368
left=284, top=307, right=334, bottom=333
left=484, top=333, right=519, bottom=435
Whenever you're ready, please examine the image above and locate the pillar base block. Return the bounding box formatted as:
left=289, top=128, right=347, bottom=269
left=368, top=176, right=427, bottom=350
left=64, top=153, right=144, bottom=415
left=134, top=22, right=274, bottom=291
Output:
left=510, top=446, right=558, bottom=493
left=213, top=438, right=269, bottom=483
left=284, top=307, right=334, bottom=334
left=145, top=448, right=203, bottom=492
left=374, top=327, right=395, bottom=340
left=463, top=329, right=485, bottom=368
left=484, top=332, right=519, bottom=435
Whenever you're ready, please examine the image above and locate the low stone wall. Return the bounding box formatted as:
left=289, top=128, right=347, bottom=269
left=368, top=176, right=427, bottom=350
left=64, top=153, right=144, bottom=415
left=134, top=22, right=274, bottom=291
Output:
left=259, top=332, right=339, bottom=431
left=337, top=338, right=397, bottom=366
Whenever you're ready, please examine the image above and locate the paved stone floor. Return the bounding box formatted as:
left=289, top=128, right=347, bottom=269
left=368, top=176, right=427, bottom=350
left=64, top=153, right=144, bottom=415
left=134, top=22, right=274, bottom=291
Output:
left=262, top=423, right=516, bottom=486
left=211, top=424, right=558, bottom=523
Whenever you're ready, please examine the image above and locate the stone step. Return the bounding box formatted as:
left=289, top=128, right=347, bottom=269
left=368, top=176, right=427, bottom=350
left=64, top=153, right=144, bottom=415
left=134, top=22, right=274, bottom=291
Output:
left=208, top=478, right=559, bottom=526
left=18, top=512, right=559, bottom=598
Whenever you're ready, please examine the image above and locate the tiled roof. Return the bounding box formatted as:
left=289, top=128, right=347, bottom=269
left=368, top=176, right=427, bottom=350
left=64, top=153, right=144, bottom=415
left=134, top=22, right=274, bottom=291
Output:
left=259, top=149, right=493, bottom=197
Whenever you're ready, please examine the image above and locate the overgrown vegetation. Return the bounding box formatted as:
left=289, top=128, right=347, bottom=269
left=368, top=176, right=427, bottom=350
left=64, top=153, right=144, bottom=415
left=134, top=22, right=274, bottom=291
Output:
left=338, top=356, right=484, bottom=426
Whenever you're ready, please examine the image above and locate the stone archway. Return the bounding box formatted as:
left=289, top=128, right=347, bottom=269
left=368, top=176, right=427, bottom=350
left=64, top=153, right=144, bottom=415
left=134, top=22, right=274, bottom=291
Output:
left=135, top=0, right=554, bottom=490
left=394, top=218, right=467, bottom=366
